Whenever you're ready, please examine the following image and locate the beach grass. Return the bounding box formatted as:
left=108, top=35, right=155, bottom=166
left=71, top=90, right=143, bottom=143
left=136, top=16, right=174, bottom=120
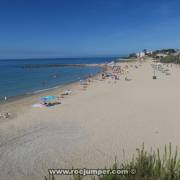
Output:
left=45, top=143, right=180, bottom=180
left=101, top=143, right=180, bottom=179
left=44, top=174, right=55, bottom=180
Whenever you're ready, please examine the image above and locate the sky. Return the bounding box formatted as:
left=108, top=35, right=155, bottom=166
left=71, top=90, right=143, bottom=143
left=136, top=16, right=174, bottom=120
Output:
left=0, top=0, right=180, bottom=59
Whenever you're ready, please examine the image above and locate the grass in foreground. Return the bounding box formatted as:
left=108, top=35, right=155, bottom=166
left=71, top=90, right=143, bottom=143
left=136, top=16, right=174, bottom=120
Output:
left=45, top=143, right=180, bottom=180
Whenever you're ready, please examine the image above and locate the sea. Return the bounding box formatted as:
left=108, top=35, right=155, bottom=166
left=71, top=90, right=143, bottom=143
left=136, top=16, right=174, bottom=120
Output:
left=0, top=57, right=118, bottom=99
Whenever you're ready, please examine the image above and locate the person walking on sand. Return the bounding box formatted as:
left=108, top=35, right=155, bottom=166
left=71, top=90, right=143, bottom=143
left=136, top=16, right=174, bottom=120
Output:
left=125, top=69, right=129, bottom=81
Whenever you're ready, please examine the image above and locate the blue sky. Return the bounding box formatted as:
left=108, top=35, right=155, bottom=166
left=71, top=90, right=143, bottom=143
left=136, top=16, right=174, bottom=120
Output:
left=0, top=0, right=180, bottom=58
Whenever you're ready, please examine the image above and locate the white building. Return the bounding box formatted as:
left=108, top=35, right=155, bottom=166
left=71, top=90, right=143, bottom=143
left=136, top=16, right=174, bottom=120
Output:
left=136, top=52, right=145, bottom=58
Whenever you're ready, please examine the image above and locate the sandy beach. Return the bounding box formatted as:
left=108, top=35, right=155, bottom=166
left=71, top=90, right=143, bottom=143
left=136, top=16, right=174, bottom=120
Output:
left=0, top=58, right=180, bottom=180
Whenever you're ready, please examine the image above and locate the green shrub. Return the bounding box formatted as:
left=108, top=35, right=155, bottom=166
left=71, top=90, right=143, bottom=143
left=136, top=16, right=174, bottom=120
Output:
left=45, top=143, right=180, bottom=180
left=160, top=55, right=180, bottom=64
left=44, top=174, right=55, bottom=180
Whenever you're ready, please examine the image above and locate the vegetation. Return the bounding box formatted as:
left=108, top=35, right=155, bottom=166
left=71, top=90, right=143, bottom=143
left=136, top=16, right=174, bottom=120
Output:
left=152, top=49, right=176, bottom=56
left=161, top=49, right=176, bottom=54
left=160, top=55, right=180, bottom=64
left=45, top=143, right=180, bottom=180
left=147, top=49, right=177, bottom=59
left=45, top=174, right=55, bottom=180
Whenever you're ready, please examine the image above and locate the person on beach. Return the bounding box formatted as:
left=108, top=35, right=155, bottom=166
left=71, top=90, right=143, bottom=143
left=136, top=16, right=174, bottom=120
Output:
left=102, top=73, right=105, bottom=79
left=80, top=79, right=83, bottom=85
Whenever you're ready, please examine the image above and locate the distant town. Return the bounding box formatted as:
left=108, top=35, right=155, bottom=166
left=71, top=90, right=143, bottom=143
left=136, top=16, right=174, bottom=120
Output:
left=129, top=48, right=180, bottom=64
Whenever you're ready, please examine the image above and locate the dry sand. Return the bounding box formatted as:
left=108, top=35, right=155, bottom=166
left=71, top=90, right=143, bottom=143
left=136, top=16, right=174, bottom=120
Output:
left=0, top=59, right=180, bottom=179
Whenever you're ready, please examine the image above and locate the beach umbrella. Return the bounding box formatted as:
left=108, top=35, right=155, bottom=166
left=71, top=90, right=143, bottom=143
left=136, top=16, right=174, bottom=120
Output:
left=40, top=95, right=56, bottom=102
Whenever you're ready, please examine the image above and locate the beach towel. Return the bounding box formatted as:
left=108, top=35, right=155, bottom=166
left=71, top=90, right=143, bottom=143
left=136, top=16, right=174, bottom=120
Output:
left=32, top=104, right=45, bottom=108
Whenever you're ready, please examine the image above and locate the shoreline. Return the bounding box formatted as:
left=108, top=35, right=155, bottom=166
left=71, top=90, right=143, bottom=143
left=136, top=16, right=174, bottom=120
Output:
left=0, top=79, right=84, bottom=120
left=0, top=63, right=111, bottom=119
left=0, top=63, right=108, bottom=104
left=0, top=57, right=130, bottom=104
left=0, top=57, right=135, bottom=117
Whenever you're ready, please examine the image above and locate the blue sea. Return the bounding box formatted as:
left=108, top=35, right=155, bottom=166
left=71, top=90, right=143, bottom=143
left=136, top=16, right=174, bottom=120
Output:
left=0, top=57, right=117, bottom=99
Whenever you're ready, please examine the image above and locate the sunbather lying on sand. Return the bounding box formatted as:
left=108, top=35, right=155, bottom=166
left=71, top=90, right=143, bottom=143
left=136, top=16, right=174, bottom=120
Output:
left=0, top=112, right=11, bottom=119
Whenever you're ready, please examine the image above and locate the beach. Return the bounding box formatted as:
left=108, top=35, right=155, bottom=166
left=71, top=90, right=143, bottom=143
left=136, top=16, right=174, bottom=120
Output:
left=0, top=58, right=180, bottom=180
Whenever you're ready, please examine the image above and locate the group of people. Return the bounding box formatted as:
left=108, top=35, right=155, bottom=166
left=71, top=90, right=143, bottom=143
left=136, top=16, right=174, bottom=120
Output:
left=0, top=112, right=11, bottom=119
left=59, top=89, right=72, bottom=98
left=101, top=64, right=131, bottom=81
left=79, top=75, right=93, bottom=90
